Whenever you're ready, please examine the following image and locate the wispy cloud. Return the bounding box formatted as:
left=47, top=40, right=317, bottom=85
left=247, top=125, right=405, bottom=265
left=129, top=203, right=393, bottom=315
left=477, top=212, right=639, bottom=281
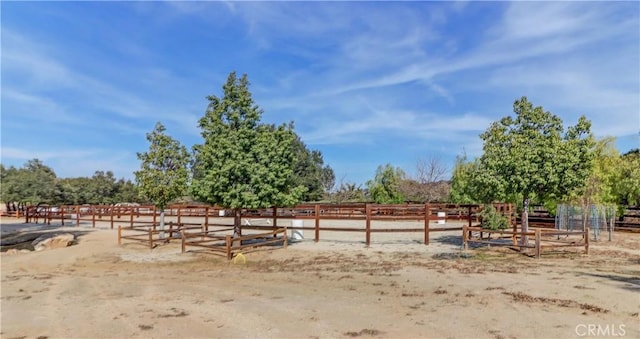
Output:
left=1, top=1, right=637, bottom=184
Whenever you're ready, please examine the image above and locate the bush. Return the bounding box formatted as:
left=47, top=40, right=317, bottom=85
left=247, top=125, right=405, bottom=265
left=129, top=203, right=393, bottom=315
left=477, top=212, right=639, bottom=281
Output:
left=479, top=204, right=509, bottom=230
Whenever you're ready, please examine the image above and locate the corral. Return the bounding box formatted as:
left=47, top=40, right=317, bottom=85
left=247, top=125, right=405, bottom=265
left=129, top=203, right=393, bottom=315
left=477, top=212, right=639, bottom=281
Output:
left=16, top=202, right=615, bottom=259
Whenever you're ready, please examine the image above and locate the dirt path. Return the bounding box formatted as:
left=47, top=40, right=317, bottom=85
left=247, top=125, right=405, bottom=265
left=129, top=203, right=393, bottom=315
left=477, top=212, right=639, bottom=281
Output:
left=1, top=218, right=638, bottom=338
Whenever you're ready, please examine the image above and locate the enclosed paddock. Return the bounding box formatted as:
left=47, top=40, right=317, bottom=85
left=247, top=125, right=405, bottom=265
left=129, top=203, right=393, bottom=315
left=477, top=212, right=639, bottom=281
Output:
left=462, top=225, right=590, bottom=258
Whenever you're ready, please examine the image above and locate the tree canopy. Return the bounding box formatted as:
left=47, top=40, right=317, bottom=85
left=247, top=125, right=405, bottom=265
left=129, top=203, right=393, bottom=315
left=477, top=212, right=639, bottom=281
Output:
left=291, top=135, right=335, bottom=202
left=366, top=164, right=406, bottom=204
left=191, top=72, right=305, bottom=230
left=465, top=96, right=595, bottom=241
left=1, top=159, right=141, bottom=209
left=135, top=122, right=190, bottom=211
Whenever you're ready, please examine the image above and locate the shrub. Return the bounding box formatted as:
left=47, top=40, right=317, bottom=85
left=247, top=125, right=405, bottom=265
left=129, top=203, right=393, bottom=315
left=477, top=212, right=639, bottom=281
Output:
left=479, top=204, right=509, bottom=230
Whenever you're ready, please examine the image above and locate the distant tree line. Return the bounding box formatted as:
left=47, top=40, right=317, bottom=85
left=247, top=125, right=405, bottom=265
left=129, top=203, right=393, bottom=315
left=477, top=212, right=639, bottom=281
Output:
left=0, top=159, right=141, bottom=211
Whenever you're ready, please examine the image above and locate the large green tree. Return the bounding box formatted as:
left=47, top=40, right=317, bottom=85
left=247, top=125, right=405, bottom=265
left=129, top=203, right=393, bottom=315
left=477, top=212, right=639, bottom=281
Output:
left=1, top=159, right=57, bottom=206
left=191, top=72, right=305, bottom=236
left=449, top=154, right=477, bottom=204
left=291, top=135, right=335, bottom=202
left=135, top=122, right=190, bottom=236
left=476, top=97, right=594, bottom=244
left=367, top=164, right=406, bottom=204
left=617, top=149, right=640, bottom=206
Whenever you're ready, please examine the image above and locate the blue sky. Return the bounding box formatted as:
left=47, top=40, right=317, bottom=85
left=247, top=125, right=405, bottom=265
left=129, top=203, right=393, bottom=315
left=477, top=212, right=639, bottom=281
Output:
left=2, top=1, right=639, bottom=186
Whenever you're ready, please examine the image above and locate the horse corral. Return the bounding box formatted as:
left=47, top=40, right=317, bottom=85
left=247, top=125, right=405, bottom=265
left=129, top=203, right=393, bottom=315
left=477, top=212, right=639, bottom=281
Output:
left=16, top=202, right=615, bottom=258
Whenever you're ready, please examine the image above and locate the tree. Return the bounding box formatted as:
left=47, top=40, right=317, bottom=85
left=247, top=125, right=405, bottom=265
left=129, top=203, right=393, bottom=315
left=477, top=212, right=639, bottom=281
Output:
left=113, top=179, right=141, bottom=203
left=191, top=72, right=305, bottom=237
left=88, top=171, right=117, bottom=204
left=617, top=149, right=640, bottom=206
left=400, top=156, right=450, bottom=203
left=135, top=122, right=190, bottom=237
left=290, top=134, right=334, bottom=202
left=449, top=154, right=476, bottom=204
left=570, top=137, right=621, bottom=207
left=476, top=97, right=594, bottom=244
left=330, top=178, right=366, bottom=204
left=367, top=164, right=406, bottom=204
left=1, top=164, right=21, bottom=212
left=4, top=159, right=58, bottom=205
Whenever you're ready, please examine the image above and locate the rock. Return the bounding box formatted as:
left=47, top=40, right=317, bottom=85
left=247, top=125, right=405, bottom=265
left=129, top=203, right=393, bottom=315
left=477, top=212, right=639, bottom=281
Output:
left=6, top=249, right=19, bottom=255
left=32, top=233, right=75, bottom=251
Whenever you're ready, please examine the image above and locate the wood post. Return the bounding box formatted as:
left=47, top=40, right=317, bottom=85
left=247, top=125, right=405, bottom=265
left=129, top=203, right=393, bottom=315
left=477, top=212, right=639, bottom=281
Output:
left=365, top=204, right=371, bottom=247
left=153, top=206, right=157, bottom=229
left=462, top=225, right=468, bottom=250
left=535, top=228, right=541, bottom=259
left=110, top=206, right=114, bottom=229
left=204, top=206, right=209, bottom=230
left=76, top=206, right=80, bottom=227
left=272, top=206, right=278, bottom=228
left=130, top=207, right=134, bottom=228
left=177, top=206, right=182, bottom=226
left=283, top=227, right=288, bottom=249
left=60, top=206, right=65, bottom=226
left=92, top=207, right=96, bottom=228
left=118, top=225, right=122, bottom=246
left=585, top=227, right=590, bottom=255
left=148, top=228, right=153, bottom=249
left=225, top=235, right=232, bottom=260
left=181, top=230, right=186, bottom=253
left=314, top=204, right=320, bottom=242
left=424, top=203, right=430, bottom=245
left=512, top=205, right=518, bottom=245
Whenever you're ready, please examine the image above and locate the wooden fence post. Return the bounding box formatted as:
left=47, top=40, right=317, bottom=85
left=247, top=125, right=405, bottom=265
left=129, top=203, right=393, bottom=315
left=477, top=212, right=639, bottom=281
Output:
left=535, top=229, right=541, bottom=259
left=75, top=206, right=80, bottom=226
left=177, top=206, right=182, bottom=226
left=225, top=235, right=232, bottom=260
left=204, top=206, right=209, bottom=230
left=118, top=225, right=122, bottom=246
left=153, top=206, right=157, bottom=229
left=60, top=206, right=65, bottom=226
left=181, top=230, right=186, bottom=253
left=148, top=228, right=153, bottom=249
left=365, top=204, right=371, bottom=247
left=130, top=207, right=134, bottom=228
left=585, top=227, right=590, bottom=255
left=272, top=206, right=278, bottom=228
left=110, top=206, right=114, bottom=229
left=462, top=225, right=468, bottom=250
left=92, top=207, right=96, bottom=228
left=314, top=204, right=320, bottom=242
left=283, top=227, right=288, bottom=249
left=424, top=203, right=430, bottom=245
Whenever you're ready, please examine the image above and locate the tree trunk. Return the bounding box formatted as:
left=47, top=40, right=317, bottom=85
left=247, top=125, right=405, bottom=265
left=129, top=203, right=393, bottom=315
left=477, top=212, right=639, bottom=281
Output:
left=521, top=197, right=529, bottom=247
left=233, top=208, right=242, bottom=248
left=159, top=209, right=165, bottom=239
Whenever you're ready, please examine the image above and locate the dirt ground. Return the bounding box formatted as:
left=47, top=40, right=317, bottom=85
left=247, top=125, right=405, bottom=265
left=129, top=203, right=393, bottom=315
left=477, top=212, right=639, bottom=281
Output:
left=1, top=216, right=638, bottom=339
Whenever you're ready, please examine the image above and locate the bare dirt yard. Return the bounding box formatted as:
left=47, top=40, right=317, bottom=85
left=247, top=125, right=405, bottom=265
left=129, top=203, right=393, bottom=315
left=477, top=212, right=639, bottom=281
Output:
left=1, top=216, right=638, bottom=339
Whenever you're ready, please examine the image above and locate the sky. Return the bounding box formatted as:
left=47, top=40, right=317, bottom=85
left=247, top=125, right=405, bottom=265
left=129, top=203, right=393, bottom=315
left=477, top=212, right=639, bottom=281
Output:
left=2, top=1, right=639, bottom=186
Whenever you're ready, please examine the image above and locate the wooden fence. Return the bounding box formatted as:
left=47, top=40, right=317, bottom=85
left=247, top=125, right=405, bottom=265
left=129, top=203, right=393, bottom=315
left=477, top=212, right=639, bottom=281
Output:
left=22, top=203, right=517, bottom=255
left=462, top=225, right=589, bottom=258
left=181, top=227, right=288, bottom=259
left=23, top=203, right=504, bottom=245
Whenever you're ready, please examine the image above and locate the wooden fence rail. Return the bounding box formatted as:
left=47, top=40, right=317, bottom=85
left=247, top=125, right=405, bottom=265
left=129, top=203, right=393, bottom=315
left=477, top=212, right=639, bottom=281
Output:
left=181, top=227, right=288, bottom=259
left=23, top=203, right=516, bottom=248
left=462, top=225, right=589, bottom=258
